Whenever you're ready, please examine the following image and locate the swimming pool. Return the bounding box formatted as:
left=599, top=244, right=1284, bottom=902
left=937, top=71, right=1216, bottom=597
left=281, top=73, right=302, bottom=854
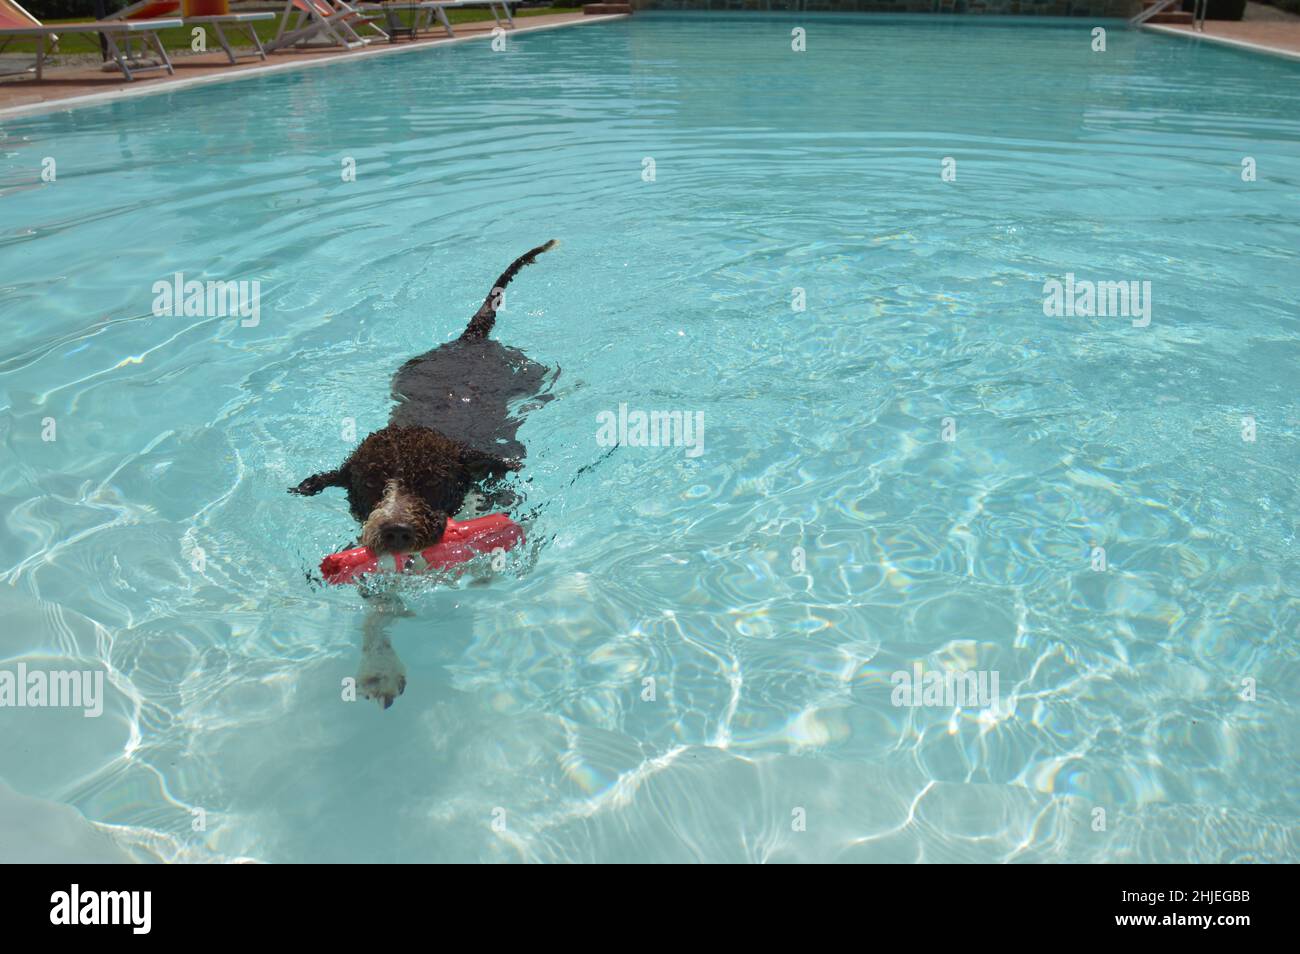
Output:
left=1, top=12, right=1297, bottom=863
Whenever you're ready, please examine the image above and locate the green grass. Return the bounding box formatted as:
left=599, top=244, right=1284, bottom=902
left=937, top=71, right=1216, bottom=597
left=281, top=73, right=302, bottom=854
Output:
left=1, top=6, right=582, bottom=57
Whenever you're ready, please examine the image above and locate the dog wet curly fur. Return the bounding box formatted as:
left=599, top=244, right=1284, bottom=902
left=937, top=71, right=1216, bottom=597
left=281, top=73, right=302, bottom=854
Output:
left=290, top=240, right=558, bottom=707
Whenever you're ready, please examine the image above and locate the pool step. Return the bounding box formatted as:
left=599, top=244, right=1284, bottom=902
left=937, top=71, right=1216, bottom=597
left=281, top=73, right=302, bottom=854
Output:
left=584, top=3, right=633, bottom=13
left=1140, top=0, right=1195, bottom=23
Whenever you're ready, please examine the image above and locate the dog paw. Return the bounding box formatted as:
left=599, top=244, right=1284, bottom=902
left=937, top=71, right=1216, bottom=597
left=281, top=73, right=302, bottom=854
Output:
left=357, top=657, right=407, bottom=710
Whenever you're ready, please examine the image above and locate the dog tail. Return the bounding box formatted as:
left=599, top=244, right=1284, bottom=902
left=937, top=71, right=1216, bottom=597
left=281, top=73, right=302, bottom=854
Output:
left=460, top=240, right=559, bottom=341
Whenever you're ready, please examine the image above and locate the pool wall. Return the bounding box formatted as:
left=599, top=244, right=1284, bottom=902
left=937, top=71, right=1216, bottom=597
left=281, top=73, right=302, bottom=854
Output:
left=632, top=1, right=1141, bottom=16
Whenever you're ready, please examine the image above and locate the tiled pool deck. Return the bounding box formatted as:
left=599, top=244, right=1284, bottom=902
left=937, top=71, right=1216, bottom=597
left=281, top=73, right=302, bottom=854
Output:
left=0, top=12, right=625, bottom=118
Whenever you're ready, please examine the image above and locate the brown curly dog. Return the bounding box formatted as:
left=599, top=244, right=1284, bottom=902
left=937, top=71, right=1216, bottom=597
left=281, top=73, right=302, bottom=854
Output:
left=290, top=240, right=557, bottom=557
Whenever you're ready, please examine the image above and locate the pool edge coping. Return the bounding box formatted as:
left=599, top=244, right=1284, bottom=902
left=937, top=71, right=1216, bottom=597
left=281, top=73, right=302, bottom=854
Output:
left=1140, top=22, right=1300, bottom=63
left=0, top=14, right=630, bottom=122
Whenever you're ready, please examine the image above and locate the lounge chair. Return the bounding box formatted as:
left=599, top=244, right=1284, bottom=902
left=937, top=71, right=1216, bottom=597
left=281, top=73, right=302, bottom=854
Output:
left=0, top=0, right=181, bottom=81
left=356, top=2, right=452, bottom=40
left=108, top=1, right=276, bottom=65
left=462, top=1, right=514, bottom=29
left=268, top=0, right=388, bottom=52
left=356, top=1, right=514, bottom=40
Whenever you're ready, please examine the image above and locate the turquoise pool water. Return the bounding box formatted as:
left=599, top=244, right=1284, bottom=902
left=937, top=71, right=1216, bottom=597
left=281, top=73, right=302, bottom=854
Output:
left=1, top=13, right=1297, bottom=863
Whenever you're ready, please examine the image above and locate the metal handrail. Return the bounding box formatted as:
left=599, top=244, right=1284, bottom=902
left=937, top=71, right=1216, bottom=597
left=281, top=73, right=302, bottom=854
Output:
left=1129, top=0, right=1178, bottom=25
left=1194, top=0, right=1207, bottom=31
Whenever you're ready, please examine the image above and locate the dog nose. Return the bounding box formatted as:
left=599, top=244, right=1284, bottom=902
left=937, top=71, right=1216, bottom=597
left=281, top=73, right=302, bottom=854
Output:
left=380, top=524, right=415, bottom=551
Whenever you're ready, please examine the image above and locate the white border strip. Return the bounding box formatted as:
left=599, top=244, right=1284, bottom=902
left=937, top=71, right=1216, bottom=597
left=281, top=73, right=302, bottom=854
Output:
left=0, top=13, right=629, bottom=121
left=1142, top=23, right=1300, bottom=62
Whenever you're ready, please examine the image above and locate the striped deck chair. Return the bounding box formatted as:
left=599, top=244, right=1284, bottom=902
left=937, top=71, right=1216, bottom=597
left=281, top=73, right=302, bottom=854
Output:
left=268, top=0, right=388, bottom=52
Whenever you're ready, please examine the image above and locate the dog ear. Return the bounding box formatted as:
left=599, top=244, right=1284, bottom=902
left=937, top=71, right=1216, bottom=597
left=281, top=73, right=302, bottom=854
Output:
left=458, top=446, right=520, bottom=479
left=290, top=468, right=346, bottom=496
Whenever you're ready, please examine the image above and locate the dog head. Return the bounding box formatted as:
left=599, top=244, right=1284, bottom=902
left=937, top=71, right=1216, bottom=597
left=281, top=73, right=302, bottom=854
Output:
left=360, top=479, right=448, bottom=556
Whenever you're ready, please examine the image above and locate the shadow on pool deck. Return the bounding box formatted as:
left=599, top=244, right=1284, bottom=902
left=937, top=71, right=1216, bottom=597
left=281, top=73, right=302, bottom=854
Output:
left=0, top=12, right=626, bottom=116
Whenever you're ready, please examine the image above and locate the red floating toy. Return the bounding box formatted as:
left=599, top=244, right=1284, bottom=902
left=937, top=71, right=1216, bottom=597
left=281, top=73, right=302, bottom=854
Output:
left=320, top=513, right=524, bottom=585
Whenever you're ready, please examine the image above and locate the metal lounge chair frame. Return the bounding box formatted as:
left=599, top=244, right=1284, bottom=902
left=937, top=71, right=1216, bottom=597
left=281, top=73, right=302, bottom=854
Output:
left=109, top=1, right=276, bottom=64
left=0, top=0, right=181, bottom=81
